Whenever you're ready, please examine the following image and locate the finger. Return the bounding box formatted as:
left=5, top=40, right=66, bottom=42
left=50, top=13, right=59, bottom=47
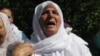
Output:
left=15, top=43, right=33, bottom=50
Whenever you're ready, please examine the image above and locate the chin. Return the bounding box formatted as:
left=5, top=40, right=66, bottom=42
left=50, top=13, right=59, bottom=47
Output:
left=45, top=29, right=57, bottom=37
left=46, top=28, right=56, bottom=32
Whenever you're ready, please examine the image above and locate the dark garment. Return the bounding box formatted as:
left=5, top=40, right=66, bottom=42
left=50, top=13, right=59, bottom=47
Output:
left=89, top=33, right=100, bottom=56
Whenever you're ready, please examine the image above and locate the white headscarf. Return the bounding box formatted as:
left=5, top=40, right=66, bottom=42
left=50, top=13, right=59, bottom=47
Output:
left=31, top=1, right=92, bottom=56
left=31, top=0, right=68, bottom=43
left=0, top=12, right=18, bottom=56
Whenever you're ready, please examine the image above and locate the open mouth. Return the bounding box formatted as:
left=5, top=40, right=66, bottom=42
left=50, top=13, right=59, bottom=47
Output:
left=46, top=21, right=55, bottom=27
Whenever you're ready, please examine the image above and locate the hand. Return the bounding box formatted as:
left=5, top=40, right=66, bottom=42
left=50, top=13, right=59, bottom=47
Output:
left=12, top=43, right=34, bottom=56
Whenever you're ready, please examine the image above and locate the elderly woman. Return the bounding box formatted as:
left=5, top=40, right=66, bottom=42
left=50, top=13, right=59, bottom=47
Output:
left=0, top=12, right=19, bottom=56
left=31, top=1, right=92, bottom=56
left=12, top=1, right=92, bottom=56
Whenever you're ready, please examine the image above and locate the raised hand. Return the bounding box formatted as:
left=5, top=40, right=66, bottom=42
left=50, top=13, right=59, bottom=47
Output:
left=12, top=43, right=34, bottom=56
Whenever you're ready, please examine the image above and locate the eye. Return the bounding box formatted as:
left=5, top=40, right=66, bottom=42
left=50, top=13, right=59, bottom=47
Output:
left=42, top=10, right=48, bottom=15
left=53, top=10, right=59, bottom=15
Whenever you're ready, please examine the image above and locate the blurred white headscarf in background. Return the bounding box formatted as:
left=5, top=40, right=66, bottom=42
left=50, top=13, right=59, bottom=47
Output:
left=0, top=12, right=18, bottom=56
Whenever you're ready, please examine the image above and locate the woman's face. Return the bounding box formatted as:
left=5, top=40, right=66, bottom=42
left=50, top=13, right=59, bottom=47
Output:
left=0, top=18, right=6, bottom=45
left=39, top=3, right=61, bottom=37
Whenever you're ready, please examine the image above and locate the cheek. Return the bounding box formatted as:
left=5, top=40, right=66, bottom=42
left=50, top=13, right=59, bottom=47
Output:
left=0, top=28, right=6, bottom=38
left=39, top=15, right=47, bottom=25
left=9, top=18, right=13, bottom=23
left=39, top=18, right=45, bottom=30
left=56, top=16, right=61, bottom=25
left=0, top=28, right=6, bottom=45
left=40, top=15, right=47, bottom=21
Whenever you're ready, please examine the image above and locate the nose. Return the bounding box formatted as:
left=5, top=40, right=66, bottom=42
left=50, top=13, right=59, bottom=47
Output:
left=48, top=11, right=53, bottom=18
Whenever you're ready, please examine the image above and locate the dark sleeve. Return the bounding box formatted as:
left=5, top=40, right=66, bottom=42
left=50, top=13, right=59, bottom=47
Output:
left=93, top=34, right=100, bottom=49
left=89, top=34, right=100, bottom=56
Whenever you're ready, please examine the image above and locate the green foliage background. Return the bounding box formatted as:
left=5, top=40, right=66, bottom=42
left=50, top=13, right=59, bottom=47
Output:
left=0, top=0, right=100, bottom=42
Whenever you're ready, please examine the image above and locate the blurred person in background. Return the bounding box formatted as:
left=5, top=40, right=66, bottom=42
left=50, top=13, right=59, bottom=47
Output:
left=0, top=6, right=29, bottom=42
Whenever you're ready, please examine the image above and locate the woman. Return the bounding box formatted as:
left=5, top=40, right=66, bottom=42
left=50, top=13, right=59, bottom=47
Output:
left=0, top=12, right=19, bottom=56
left=12, top=1, right=92, bottom=56
left=31, top=1, right=92, bottom=56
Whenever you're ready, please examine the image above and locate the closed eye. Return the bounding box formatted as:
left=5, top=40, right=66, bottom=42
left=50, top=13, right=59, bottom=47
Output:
left=53, top=10, right=59, bottom=15
left=42, top=10, right=49, bottom=15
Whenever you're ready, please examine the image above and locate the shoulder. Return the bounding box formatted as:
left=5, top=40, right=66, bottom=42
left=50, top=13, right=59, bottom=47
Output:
left=69, top=33, right=92, bottom=56
left=69, top=32, right=88, bottom=45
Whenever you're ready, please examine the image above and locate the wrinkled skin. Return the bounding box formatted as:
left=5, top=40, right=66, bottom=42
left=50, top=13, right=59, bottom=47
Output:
left=39, top=3, right=61, bottom=37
